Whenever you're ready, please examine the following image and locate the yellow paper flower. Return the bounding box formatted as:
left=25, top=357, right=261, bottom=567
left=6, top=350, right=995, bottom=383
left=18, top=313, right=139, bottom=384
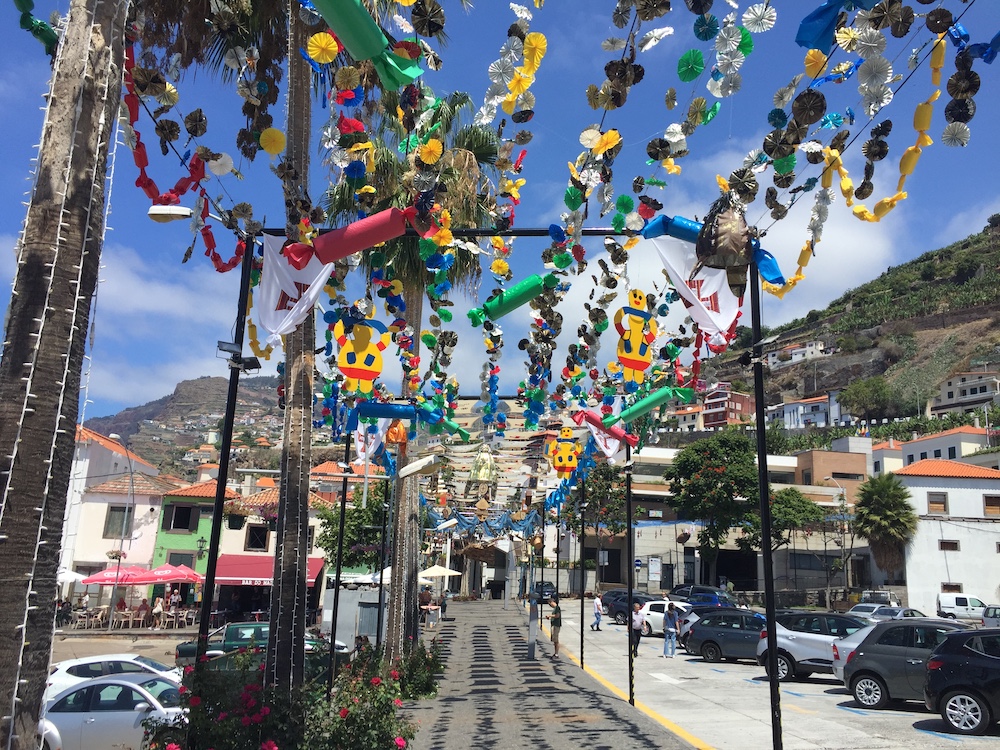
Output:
left=523, top=32, right=548, bottom=71
left=433, top=227, right=453, bottom=246
left=623, top=236, right=641, bottom=251
left=490, top=236, right=506, bottom=251
left=500, top=177, right=526, bottom=202
left=397, top=0, right=416, bottom=5
left=259, top=128, right=286, bottom=156
left=307, top=32, right=340, bottom=64
left=490, top=258, right=510, bottom=276
left=419, top=139, right=443, bottom=165
left=662, top=157, right=682, bottom=175
left=804, top=49, right=828, bottom=79
left=501, top=93, right=518, bottom=115
left=438, top=209, right=452, bottom=229
left=357, top=185, right=377, bottom=196
left=507, top=70, right=534, bottom=96
left=349, top=140, right=375, bottom=172
left=835, top=27, right=860, bottom=53
left=591, top=129, right=622, bottom=156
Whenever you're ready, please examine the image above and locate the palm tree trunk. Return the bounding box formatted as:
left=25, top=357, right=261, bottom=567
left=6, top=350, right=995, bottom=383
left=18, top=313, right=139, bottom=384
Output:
left=0, top=1, right=125, bottom=746
left=386, top=465, right=423, bottom=664
left=266, top=3, right=312, bottom=695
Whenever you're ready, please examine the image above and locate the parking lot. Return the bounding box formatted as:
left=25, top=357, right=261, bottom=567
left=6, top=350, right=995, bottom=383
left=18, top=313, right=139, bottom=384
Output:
left=549, top=614, right=1000, bottom=749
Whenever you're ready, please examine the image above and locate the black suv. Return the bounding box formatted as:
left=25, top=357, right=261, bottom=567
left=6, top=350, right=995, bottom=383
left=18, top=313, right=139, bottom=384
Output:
left=667, top=584, right=729, bottom=602
left=925, top=627, right=1000, bottom=735
left=531, top=581, right=556, bottom=603
left=605, top=592, right=657, bottom=625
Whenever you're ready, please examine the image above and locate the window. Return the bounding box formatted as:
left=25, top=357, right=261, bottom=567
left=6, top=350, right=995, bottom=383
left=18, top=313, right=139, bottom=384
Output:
left=790, top=552, right=838, bottom=571
left=245, top=524, right=269, bottom=552
left=941, top=582, right=963, bottom=593
left=981, top=386, right=989, bottom=394
left=167, top=552, right=194, bottom=568
left=803, top=470, right=812, bottom=485
left=50, top=687, right=91, bottom=713
left=928, top=493, right=948, bottom=514
left=947, top=391, right=954, bottom=399
left=67, top=663, right=104, bottom=679
left=874, top=460, right=881, bottom=473
left=960, top=389, right=967, bottom=397
left=742, top=615, right=765, bottom=631
left=91, top=684, right=143, bottom=711
left=102, top=505, right=134, bottom=539
left=948, top=447, right=957, bottom=459
left=938, top=540, right=960, bottom=552
left=985, top=495, right=1000, bottom=517
left=907, top=454, right=915, bottom=465
left=913, top=626, right=951, bottom=650
left=307, top=525, right=315, bottom=553
left=108, top=660, right=149, bottom=674
left=920, top=452, right=928, bottom=460
left=967, top=635, right=1000, bottom=659
left=997, top=542, right=1000, bottom=554
left=933, top=449, right=942, bottom=458
left=876, top=627, right=909, bottom=647
left=161, top=503, right=200, bottom=532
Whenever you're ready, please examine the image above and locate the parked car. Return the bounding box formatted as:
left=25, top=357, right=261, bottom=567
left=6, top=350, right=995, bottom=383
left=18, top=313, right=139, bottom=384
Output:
left=924, top=627, right=1000, bottom=735
left=45, top=653, right=182, bottom=701
left=757, top=612, right=869, bottom=681
left=869, top=606, right=928, bottom=621
left=687, top=591, right=742, bottom=608
left=983, top=605, right=1000, bottom=628
left=831, top=624, right=877, bottom=683
left=845, top=603, right=883, bottom=620
left=844, top=618, right=968, bottom=709
left=639, top=599, right=690, bottom=636
left=606, top=593, right=657, bottom=625
left=531, top=581, right=556, bottom=603
left=40, top=674, right=185, bottom=750
left=667, top=584, right=729, bottom=602
left=937, top=593, right=989, bottom=621
left=175, top=622, right=335, bottom=667
left=679, top=605, right=735, bottom=651
left=600, top=589, right=647, bottom=615
left=860, top=590, right=901, bottom=607
left=687, top=610, right=766, bottom=663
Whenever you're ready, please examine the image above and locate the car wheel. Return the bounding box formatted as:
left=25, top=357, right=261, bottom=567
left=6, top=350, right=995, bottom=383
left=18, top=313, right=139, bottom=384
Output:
left=614, top=612, right=627, bottom=626
left=641, top=622, right=652, bottom=637
left=941, top=690, right=992, bottom=736
left=852, top=674, right=889, bottom=709
left=702, top=642, right=722, bottom=663
left=763, top=652, right=795, bottom=682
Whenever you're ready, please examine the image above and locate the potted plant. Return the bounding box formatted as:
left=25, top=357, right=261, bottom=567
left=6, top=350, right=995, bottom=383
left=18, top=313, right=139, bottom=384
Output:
left=223, top=499, right=250, bottom=530
left=254, top=501, right=280, bottom=531
left=106, top=549, right=127, bottom=561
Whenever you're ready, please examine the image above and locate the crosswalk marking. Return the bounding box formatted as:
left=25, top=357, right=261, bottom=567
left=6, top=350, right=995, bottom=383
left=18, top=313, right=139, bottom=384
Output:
left=649, top=672, right=682, bottom=685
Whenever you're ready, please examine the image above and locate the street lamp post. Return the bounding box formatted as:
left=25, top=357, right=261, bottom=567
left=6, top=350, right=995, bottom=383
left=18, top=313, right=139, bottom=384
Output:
left=577, top=482, right=587, bottom=670
left=824, top=476, right=852, bottom=592
left=107, top=433, right=134, bottom=628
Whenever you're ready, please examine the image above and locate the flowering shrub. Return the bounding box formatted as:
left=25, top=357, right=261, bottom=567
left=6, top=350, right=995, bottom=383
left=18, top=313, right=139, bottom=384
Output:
left=303, top=666, right=414, bottom=749
left=396, top=638, right=443, bottom=700
left=253, top=500, right=280, bottom=523
left=222, top=499, right=250, bottom=518
left=106, top=549, right=127, bottom=560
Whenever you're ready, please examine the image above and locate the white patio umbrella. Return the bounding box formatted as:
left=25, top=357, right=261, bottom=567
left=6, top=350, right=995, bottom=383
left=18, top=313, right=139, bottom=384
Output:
left=419, top=564, right=462, bottom=578
left=57, top=569, right=87, bottom=584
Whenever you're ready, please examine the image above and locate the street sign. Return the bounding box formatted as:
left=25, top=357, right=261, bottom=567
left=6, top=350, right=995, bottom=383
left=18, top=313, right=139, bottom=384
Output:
left=634, top=558, right=642, bottom=569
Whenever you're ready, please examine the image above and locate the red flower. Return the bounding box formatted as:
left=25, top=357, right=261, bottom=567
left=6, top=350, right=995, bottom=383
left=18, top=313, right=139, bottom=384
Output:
left=178, top=686, right=188, bottom=694
left=261, top=742, right=279, bottom=750
left=339, top=708, right=349, bottom=719
left=390, top=670, right=400, bottom=680
left=260, top=706, right=270, bottom=716
left=394, top=698, right=403, bottom=707
left=370, top=677, right=382, bottom=686
left=218, top=712, right=228, bottom=721
left=241, top=716, right=252, bottom=727
left=395, top=738, right=407, bottom=749
left=166, top=745, right=182, bottom=750
left=188, top=695, right=202, bottom=707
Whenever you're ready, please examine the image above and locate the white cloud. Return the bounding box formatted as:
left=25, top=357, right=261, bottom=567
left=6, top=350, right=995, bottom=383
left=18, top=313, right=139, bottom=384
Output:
left=933, top=197, right=1000, bottom=248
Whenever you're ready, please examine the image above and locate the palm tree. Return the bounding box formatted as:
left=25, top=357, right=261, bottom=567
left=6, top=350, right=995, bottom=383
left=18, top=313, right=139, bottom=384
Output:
left=854, top=473, right=919, bottom=583
left=0, top=2, right=128, bottom=746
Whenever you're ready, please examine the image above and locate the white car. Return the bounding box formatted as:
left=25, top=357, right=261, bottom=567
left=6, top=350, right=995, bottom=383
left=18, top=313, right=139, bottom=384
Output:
left=40, top=674, right=184, bottom=750
left=845, top=603, right=882, bottom=620
left=868, top=606, right=927, bottom=621
left=756, top=613, right=869, bottom=681
left=830, top=623, right=877, bottom=683
left=46, top=653, right=182, bottom=701
left=639, top=599, right=690, bottom=636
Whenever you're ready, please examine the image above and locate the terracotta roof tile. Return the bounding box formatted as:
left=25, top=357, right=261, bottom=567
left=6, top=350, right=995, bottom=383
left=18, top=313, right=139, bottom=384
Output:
left=167, top=479, right=240, bottom=500
left=86, top=473, right=187, bottom=496
left=243, top=487, right=333, bottom=510
left=76, top=426, right=156, bottom=470
left=902, top=426, right=988, bottom=445
left=895, top=459, right=1000, bottom=480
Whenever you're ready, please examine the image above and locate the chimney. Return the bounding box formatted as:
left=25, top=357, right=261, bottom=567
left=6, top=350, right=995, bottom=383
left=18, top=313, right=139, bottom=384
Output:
left=888, top=438, right=895, bottom=448
left=974, top=416, right=981, bottom=428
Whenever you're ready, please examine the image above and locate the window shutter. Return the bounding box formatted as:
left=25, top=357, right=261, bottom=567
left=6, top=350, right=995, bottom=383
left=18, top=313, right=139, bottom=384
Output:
left=189, top=507, right=200, bottom=532
left=161, top=505, right=174, bottom=530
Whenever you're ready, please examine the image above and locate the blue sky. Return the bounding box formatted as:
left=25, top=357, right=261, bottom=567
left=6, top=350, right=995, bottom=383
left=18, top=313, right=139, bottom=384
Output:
left=2, top=1, right=1000, bottom=419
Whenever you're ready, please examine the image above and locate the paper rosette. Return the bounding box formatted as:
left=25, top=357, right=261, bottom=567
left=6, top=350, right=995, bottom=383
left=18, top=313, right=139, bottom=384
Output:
left=677, top=49, right=705, bottom=83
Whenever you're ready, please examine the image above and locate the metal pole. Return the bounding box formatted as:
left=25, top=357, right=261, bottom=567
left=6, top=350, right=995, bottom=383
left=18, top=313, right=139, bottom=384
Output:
left=579, top=481, right=586, bottom=669
left=327, top=430, right=352, bottom=697
left=107, top=437, right=134, bottom=630
left=751, top=259, right=783, bottom=750
left=376, top=477, right=390, bottom=649
left=195, top=233, right=255, bottom=664
left=555, top=504, right=561, bottom=598
left=625, top=444, right=635, bottom=706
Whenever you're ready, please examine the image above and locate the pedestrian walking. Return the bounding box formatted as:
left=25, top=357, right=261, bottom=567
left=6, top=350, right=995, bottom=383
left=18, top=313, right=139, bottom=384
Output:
left=662, top=602, right=679, bottom=658
left=630, top=601, right=644, bottom=658
left=546, top=595, right=562, bottom=659
left=591, top=593, right=603, bottom=631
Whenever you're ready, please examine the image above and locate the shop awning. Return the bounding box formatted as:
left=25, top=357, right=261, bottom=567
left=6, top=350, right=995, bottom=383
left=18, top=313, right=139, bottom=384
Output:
left=214, top=555, right=326, bottom=587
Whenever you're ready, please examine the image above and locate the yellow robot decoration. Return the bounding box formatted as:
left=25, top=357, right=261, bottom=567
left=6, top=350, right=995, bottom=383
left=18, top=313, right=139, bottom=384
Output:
left=334, top=307, right=390, bottom=395
left=614, top=288, right=657, bottom=388
left=546, top=426, right=582, bottom=479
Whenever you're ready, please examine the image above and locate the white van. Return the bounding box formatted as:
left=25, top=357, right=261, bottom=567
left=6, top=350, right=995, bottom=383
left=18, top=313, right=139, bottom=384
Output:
left=936, top=593, right=988, bottom=621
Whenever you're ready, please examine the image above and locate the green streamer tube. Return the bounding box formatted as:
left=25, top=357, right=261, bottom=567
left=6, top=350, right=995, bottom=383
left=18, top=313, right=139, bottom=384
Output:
left=603, top=387, right=695, bottom=427
left=467, top=273, right=558, bottom=327
left=416, top=402, right=471, bottom=442
left=310, top=0, right=423, bottom=89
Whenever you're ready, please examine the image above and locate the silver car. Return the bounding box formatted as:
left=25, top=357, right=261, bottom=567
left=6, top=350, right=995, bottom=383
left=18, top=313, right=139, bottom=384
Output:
left=40, top=674, right=184, bottom=750
left=757, top=612, right=869, bottom=681
left=983, top=605, right=1000, bottom=628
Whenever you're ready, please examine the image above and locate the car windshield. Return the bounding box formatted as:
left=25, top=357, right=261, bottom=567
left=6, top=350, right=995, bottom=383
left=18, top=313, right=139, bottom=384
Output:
left=876, top=607, right=901, bottom=616
left=851, top=605, right=878, bottom=613
left=134, top=656, right=173, bottom=673
left=138, top=678, right=181, bottom=708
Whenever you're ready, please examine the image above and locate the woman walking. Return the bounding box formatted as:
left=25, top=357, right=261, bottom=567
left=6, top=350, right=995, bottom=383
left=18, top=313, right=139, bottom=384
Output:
left=630, top=601, right=645, bottom=658
left=662, top=602, right=679, bottom=658
left=591, top=593, right=603, bottom=631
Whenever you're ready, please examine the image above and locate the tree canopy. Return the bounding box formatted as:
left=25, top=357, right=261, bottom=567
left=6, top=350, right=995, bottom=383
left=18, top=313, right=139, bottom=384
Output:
left=316, top=480, right=390, bottom=571
left=737, top=487, right=826, bottom=553
left=854, top=473, right=918, bottom=580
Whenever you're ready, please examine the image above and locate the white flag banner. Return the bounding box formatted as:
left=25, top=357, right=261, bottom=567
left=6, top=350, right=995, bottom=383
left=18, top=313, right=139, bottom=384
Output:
left=646, top=236, right=741, bottom=351
left=257, top=234, right=334, bottom=345
left=353, top=418, right=391, bottom=465
left=584, top=403, right=627, bottom=463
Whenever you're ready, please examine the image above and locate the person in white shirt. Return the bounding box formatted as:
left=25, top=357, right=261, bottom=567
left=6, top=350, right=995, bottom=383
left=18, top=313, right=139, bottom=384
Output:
left=169, top=589, right=182, bottom=611
left=591, top=594, right=603, bottom=631
left=630, top=601, right=645, bottom=657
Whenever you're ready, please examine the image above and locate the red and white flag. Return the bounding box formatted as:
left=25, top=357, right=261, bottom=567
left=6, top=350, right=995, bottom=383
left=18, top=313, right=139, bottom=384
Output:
left=256, top=234, right=334, bottom=345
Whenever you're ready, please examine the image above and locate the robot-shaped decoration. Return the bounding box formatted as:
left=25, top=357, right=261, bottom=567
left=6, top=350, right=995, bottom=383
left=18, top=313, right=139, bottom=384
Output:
left=614, top=288, right=657, bottom=387
left=334, top=306, right=390, bottom=395
left=546, top=426, right=582, bottom=479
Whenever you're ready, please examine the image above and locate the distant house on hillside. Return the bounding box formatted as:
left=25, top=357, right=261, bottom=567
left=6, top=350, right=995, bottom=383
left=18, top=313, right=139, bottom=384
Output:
left=183, top=443, right=219, bottom=463
left=930, top=371, right=1000, bottom=416
left=765, top=340, right=826, bottom=370
left=900, top=425, right=990, bottom=465
left=767, top=395, right=830, bottom=429
left=702, top=385, right=754, bottom=429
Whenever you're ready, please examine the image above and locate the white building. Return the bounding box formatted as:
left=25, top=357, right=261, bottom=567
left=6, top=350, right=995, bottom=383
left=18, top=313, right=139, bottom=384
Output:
left=60, top=427, right=160, bottom=592
left=930, top=371, right=1000, bottom=416
left=766, top=340, right=826, bottom=370
left=899, top=425, right=990, bottom=466
left=896, top=459, right=1000, bottom=615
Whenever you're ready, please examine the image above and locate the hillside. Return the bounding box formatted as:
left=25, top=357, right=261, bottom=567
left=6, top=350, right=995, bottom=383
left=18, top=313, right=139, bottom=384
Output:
left=710, top=222, right=1000, bottom=406
left=84, top=376, right=282, bottom=474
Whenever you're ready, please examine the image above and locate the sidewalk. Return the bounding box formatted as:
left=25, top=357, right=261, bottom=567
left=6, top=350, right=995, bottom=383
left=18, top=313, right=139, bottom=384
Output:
left=405, top=599, right=693, bottom=750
